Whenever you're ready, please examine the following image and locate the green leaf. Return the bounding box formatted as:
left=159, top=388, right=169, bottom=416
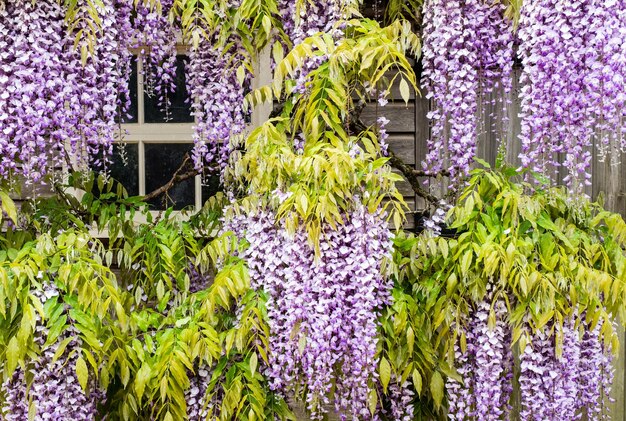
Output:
left=474, top=157, right=491, bottom=169
left=399, top=77, right=410, bottom=104
left=134, top=363, right=151, bottom=402
left=368, top=388, right=377, bottom=416
left=406, top=326, right=414, bottom=354
left=249, top=352, right=258, bottom=377
left=412, top=369, right=422, bottom=396
left=379, top=356, right=391, bottom=393
left=272, top=41, right=284, bottom=67
left=262, top=14, right=272, bottom=36
left=439, top=238, right=449, bottom=259
left=237, top=65, right=246, bottom=86
left=430, top=371, right=444, bottom=408
left=0, top=191, right=17, bottom=223
left=6, top=337, right=19, bottom=375
left=52, top=337, right=74, bottom=363
left=75, top=356, right=89, bottom=391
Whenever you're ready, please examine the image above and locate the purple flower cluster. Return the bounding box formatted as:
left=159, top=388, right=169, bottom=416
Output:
left=279, top=0, right=346, bottom=46
left=278, top=0, right=346, bottom=97
left=0, top=0, right=194, bottom=180
left=446, top=288, right=513, bottom=420
left=519, top=318, right=614, bottom=420
left=385, top=374, right=415, bottom=420
left=518, top=0, right=626, bottom=192
left=0, top=0, right=134, bottom=181
left=579, top=320, right=615, bottom=420
left=186, top=263, right=212, bottom=293
left=421, top=0, right=513, bottom=183
left=377, top=116, right=390, bottom=157
left=2, top=284, right=102, bottom=420
left=185, top=365, right=212, bottom=420
left=187, top=34, right=250, bottom=173
left=224, top=205, right=393, bottom=420
left=132, top=0, right=178, bottom=118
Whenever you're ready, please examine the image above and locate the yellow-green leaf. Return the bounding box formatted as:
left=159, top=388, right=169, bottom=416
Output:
left=399, top=77, right=410, bottom=104
left=407, top=326, right=414, bottom=354
left=379, top=356, right=391, bottom=393
left=75, top=356, right=89, bottom=391
left=412, top=369, right=422, bottom=396
left=250, top=352, right=258, bottom=376
left=0, top=192, right=17, bottom=223
left=368, top=388, right=377, bottom=416
left=6, top=336, right=19, bottom=375
left=430, top=371, right=444, bottom=408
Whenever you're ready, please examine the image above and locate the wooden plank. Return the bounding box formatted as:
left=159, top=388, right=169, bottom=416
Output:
left=388, top=134, right=416, bottom=165
left=361, top=102, right=416, bottom=132
left=504, top=66, right=523, bottom=168
left=415, top=95, right=430, bottom=211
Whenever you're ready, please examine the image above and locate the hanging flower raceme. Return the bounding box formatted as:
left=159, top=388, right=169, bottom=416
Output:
left=0, top=0, right=136, bottom=182
left=223, top=204, right=393, bottom=420
left=517, top=0, right=592, bottom=191
left=1, top=283, right=103, bottom=420
left=277, top=0, right=349, bottom=95
left=421, top=0, right=514, bottom=184
left=279, top=0, right=346, bottom=46
left=185, top=365, right=212, bottom=420
left=187, top=34, right=250, bottom=174
left=446, top=286, right=513, bottom=420
left=132, top=0, right=178, bottom=117
left=519, top=318, right=614, bottom=421
left=517, top=0, right=626, bottom=192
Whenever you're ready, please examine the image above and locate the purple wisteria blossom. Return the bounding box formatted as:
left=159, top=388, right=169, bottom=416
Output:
left=278, top=0, right=347, bottom=97
left=2, top=283, right=102, bottom=420
left=132, top=0, right=178, bottom=118
left=224, top=205, right=393, bottom=420
left=421, top=0, right=514, bottom=184
left=0, top=0, right=156, bottom=181
left=446, top=286, right=513, bottom=420
left=378, top=116, right=390, bottom=157
left=187, top=33, right=250, bottom=173
left=279, top=0, right=346, bottom=46
left=185, top=365, right=212, bottom=420
left=385, top=374, right=415, bottom=420
left=519, top=317, right=614, bottom=421
left=518, top=0, right=626, bottom=192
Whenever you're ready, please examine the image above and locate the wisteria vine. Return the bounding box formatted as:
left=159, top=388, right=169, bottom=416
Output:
left=1, top=283, right=102, bottom=420
left=447, top=300, right=616, bottom=420
left=519, top=318, right=614, bottom=420
left=132, top=0, right=178, bottom=118
left=446, top=285, right=513, bottom=420
left=0, top=0, right=139, bottom=182
left=421, top=0, right=514, bottom=184
left=517, top=0, right=626, bottom=192
left=187, top=33, right=250, bottom=173
left=223, top=205, right=393, bottom=420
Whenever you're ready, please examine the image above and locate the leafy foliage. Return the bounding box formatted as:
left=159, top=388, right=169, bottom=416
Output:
left=385, top=166, right=626, bottom=417
left=0, top=175, right=294, bottom=420
left=236, top=18, right=419, bottom=246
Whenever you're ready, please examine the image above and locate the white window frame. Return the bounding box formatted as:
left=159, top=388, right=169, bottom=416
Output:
left=119, top=47, right=203, bottom=213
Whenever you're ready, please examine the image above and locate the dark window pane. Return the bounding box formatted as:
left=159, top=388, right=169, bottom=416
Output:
left=201, top=174, right=222, bottom=203
left=145, top=143, right=195, bottom=210
left=108, top=143, right=140, bottom=196
left=118, top=56, right=139, bottom=124
left=90, top=144, right=139, bottom=196
left=144, top=55, right=194, bottom=123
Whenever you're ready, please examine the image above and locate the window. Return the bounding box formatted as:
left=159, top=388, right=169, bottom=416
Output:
left=108, top=54, right=220, bottom=211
